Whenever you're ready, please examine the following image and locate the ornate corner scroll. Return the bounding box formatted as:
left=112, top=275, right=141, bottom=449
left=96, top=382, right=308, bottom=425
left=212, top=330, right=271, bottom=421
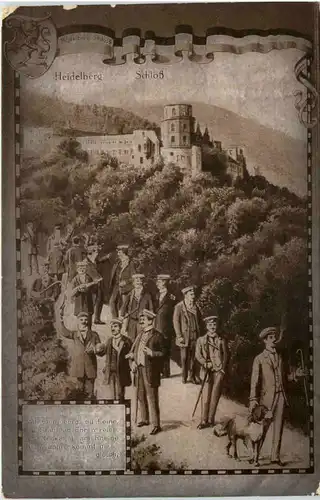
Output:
left=294, top=54, right=318, bottom=129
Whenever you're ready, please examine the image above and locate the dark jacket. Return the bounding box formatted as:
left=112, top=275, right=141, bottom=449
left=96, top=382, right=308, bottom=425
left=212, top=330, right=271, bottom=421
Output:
left=131, top=328, right=165, bottom=387
left=109, top=260, right=136, bottom=297
left=173, top=300, right=203, bottom=347
left=60, top=328, right=101, bottom=379
left=71, top=274, right=94, bottom=315
left=48, top=247, right=65, bottom=276
left=120, top=289, right=154, bottom=342
left=31, top=275, right=59, bottom=300
left=101, top=335, right=132, bottom=387
left=154, top=292, right=176, bottom=341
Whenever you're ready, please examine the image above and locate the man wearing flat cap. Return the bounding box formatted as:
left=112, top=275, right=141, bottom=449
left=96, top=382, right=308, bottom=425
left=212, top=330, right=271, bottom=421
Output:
left=195, top=313, right=229, bottom=429
left=249, top=326, right=307, bottom=466
left=154, top=274, right=176, bottom=378
left=98, top=319, right=132, bottom=402
left=127, top=309, right=165, bottom=435
left=56, top=308, right=103, bottom=399
left=71, top=260, right=95, bottom=327
left=120, top=274, right=154, bottom=342
left=109, top=245, right=136, bottom=318
left=173, top=286, right=203, bottom=384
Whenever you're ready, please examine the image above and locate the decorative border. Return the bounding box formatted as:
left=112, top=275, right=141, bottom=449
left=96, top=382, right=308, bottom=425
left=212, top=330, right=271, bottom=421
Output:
left=15, top=30, right=315, bottom=475
left=18, top=400, right=132, bottom=475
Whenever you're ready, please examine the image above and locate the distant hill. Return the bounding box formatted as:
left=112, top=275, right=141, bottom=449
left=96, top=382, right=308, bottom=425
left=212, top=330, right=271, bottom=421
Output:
left=20, top=91, right=307, bottom=196
left=20, top=91, right=159, bottom=136
left=127, top=102, right=307, bottom=197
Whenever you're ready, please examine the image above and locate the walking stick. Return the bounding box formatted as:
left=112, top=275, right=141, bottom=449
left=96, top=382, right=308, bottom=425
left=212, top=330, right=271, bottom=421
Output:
left=296, top=348, right=309, bottom=407
left=192, top=370, right=209, bottom=418
left=135, top=367, right=139, bottom=425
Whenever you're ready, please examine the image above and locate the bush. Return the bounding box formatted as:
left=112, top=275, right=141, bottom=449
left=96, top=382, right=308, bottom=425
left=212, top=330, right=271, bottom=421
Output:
left=131, top=434, right=186, bottom=471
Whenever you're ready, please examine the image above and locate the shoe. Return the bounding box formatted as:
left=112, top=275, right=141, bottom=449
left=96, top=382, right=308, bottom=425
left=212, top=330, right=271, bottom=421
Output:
left=194, top=377, right=201, bottom=385
left=150, top=426, right=162, bottom=435
left=197, top=422, right=210, bottom=430
left=182, top=379, right=187, bottom=384
left=271, top=459, right=285, bottom=467
left=94, top=320, right=106, bottom=325
left=137, top=421, right=149, bottom=427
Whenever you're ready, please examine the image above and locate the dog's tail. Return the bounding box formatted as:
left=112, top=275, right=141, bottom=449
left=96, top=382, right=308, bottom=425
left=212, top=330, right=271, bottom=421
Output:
left=213, top=417, right=232, bottom=437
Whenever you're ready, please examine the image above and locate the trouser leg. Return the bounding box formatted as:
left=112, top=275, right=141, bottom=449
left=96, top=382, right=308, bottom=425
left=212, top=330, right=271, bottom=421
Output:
left=189, top=341, right=197, bottom=379
left=208, top=372, right=224, bottom=424
left=84, top=378, right=95, bottom=398
left=110, top=289, right=119, bottom=318
left=180, top=347, right=188, bottom=382
left=137, top=367, right=149, bottom=423
left=202, top=373, right=213, bottom=424
left=94, top=283, right=104, bottom=321
left=142, top=368, right=160, bottom=428
left=162, top=338, right=171, bottom=377
left=33, top=254, right=39, bottom=274
left=271, top=393, right=285, bottom=462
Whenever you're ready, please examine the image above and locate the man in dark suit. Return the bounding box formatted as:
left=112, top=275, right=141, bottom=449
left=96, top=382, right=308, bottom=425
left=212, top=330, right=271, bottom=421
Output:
left=98, top=319, right=132, bottom=401
left=31, top=261, right=60, bottom=319
left=22, top=221, right=39, bottom=276
left=47, top=240, right=65, bottom=281
left=195, top=313, right=229, bottom=429
left=56, top=309, right=103, bottom=399
left=120, top=274, right=154, bottom=342
left=65, top=236, right=87, bottom=282
left=71, top=260, right=95, bottom=327
left=154, top=274, right=176, bottom=378
left=173, top=286, right=203, bottom=384
left=127, top=309, right=165, bottom=435
left=249, top=326, right=307, bottom=466
left=109, top=245, right=136, bottom=318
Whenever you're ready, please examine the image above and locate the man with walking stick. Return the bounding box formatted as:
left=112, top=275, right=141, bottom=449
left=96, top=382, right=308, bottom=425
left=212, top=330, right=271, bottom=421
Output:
left=249, top=326, right=308, bottom=466
left=194, top=313, right=229, bottom=429
left=126, top=309, right=165, bottom=435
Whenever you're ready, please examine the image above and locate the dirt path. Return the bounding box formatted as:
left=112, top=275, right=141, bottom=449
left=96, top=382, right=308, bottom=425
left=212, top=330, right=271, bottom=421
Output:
left=92, top=304, right=310, bottom=470
left=22, top=257, right=310, bottom=471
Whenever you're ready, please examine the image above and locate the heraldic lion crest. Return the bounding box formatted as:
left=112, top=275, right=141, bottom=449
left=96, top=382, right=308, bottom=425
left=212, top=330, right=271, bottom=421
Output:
left=4, top=14, right=57, bottom=78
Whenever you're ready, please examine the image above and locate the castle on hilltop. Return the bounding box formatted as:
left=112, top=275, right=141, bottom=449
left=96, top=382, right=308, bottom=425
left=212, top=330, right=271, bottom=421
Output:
left=23, top=103, right=247, bottom=181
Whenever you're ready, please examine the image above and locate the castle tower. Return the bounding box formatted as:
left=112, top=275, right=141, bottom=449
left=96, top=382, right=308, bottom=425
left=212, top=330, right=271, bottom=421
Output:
left=161, top=104, right=194, bottom=149
left=160, top=104, right=201, bottom=175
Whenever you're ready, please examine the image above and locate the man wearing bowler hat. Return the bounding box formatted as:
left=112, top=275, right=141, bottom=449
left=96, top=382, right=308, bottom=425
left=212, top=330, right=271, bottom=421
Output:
left=249, top=326, right=307, bottom=466
left=127, top=309, right=165, bottom=435
left=195, top=312, right=229, bottom=429
left=120, top=273, right=154, bottom=342
left=173, top=285, right=203, bottom=384
left=154, top=274, right=176, bottom=378
left=98, top=318, right=132, bottom=402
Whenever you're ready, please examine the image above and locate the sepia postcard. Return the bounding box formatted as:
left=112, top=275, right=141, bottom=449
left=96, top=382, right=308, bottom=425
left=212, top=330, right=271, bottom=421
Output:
left=2, top=2, right=320, bottom=497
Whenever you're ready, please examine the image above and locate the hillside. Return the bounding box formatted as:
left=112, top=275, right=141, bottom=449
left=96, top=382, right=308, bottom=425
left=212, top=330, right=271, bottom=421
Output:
left=20, top=91, right=159, bottom=136
left=20, top=91, right=307, bottom=196
left=128, top=102, right=307, bottom=197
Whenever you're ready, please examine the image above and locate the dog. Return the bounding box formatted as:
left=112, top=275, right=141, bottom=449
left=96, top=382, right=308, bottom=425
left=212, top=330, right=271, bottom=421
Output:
left=213, top=405, right=270, bottom=466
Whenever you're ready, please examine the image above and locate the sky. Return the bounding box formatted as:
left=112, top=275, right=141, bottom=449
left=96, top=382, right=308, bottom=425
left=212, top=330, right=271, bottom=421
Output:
left=23, top=48, right=307, bottom=141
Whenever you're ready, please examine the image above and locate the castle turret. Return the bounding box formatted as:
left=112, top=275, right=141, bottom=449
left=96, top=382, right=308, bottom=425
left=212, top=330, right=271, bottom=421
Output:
left=160, top=104, right=201, bottom=175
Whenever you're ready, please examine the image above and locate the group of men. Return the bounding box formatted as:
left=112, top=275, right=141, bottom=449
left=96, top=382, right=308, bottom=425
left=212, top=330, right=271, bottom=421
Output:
left=29, top=232, right=307, bottom=464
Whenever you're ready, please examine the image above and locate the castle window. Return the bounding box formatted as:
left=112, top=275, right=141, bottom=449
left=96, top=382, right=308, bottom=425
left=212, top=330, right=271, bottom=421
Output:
left=170, top=124, right=175, bottom=132
left=181, top=155, right=185, bottom=160
left=140, top=157, right=143, bottom=164
left=172, top=108, right=176, bottom=117
left=132, top=155, right=134, bottom=159
left=138, top=144, right=141, bottom=152
left=170, top=152, right=174, bottom=156
left=183, top=135, right=187, bottom=144
left=183, top=124, right=187, bottom=131
left=171, top=136, right=175, bottom=143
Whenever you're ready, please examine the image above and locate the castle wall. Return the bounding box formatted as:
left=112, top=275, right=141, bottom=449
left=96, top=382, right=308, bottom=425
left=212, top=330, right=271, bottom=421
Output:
left=161, top=147, right=192, bottom=171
